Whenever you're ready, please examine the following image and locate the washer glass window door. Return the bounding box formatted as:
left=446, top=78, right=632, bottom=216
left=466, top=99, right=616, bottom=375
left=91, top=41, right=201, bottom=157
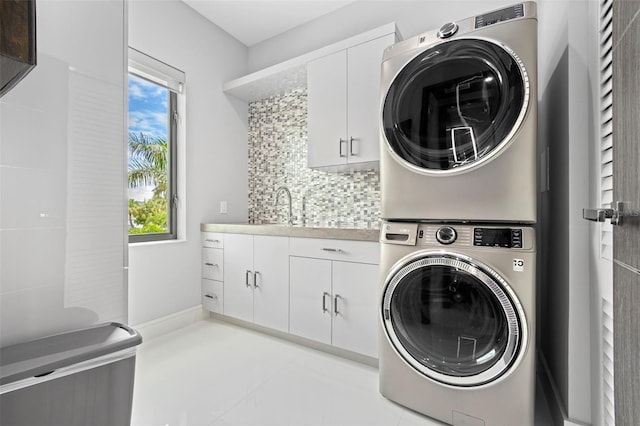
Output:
left=382, top=253, right=524, bottom=386
left=382, top=39, right=528, bottom=173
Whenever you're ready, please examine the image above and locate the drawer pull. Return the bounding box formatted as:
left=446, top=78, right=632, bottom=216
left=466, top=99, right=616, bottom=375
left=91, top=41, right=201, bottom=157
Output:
left=204, top=294, right=218, bottom=300
left=204, top=262, right=219, bottom=267
left=321, top=248, right=343, bottom=253
left=205, top=239, right=220, bottom=243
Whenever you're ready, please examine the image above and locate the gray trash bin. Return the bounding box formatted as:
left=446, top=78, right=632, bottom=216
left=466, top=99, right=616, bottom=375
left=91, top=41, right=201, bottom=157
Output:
left=0, top=322, right=142, bottom=426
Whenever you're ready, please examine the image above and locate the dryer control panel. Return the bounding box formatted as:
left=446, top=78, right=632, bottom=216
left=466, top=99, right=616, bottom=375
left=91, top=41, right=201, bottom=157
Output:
left=475, top=3, right=525, bottom=28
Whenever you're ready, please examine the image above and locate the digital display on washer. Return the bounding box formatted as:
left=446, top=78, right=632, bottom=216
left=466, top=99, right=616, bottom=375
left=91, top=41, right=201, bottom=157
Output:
left=475, top=4, right=525, bottom=28
left=474, top=228, right=523, bottom=248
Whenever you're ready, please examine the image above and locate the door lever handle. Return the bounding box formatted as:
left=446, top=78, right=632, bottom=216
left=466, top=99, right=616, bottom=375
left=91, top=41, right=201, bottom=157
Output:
left=582, top=208, right=613, bottom=222
left=583, top=201, right=640, bottom=226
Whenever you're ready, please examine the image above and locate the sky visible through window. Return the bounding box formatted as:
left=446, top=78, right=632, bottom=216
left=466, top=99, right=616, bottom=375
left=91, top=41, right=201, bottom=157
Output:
left=128, top=74, right=169, bottom=202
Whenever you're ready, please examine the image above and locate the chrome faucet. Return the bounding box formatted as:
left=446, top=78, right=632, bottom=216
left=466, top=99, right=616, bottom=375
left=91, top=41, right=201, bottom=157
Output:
left=274, top=186, right=294, bottom=225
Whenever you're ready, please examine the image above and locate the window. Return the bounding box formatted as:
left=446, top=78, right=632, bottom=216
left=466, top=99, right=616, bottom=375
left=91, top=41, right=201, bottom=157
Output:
left=127, top=48, right=184, bottom=242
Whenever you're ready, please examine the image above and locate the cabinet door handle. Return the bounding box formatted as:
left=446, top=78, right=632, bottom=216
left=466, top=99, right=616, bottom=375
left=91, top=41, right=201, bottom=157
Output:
left=204, top=293, right=218, bottom=300
left=334, top=294, right=340, bottom=316
left=253, top=271, right=259, bottom=288
left=204, top=262, right=218, bottom=267
left=322, top=292, right=331, bottom=313
left=245, top=270, right=252, bottom=288
left=349, top=137, right=357, bottom=156
left=339, top=138, right=347, bottom=158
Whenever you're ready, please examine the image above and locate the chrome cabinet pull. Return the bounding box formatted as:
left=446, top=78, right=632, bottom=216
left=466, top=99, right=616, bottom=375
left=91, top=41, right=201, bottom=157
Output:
left=204, top=294, right=218, bottom=300
left=321, top=247, right=343, bottom=253
left=205, top=239, right=220, bottom=243
left=245, top=270, right=252, bottom=288
left=253, top=271, right=259, bottom=288
left=333, top=294, right=340, bottom=316
left=204, top=262, right=218, bottom=267
left=339, top=138, right=347, bottom=158
left=322, top=292, right=331, bottom=313
left=349, top=136, right=357, bottom=156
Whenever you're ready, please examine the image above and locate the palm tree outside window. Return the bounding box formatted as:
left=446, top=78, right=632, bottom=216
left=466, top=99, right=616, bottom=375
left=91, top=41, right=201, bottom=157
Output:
left=127, top=48, right=183, bottom=243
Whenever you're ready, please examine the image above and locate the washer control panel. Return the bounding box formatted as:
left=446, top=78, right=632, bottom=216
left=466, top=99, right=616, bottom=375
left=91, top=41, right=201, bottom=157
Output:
left=382, top=222, right=533, bottom=250
left=473, top=227, right=523, bottom=248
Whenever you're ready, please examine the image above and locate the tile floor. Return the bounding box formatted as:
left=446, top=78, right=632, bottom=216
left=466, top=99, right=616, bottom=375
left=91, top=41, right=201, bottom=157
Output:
left=131, top=318, right=553, bottom=426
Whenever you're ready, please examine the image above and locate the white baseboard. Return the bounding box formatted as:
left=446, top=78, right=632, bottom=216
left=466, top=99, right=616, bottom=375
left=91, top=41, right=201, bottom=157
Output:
left=133, top=305, right=206, bottom=342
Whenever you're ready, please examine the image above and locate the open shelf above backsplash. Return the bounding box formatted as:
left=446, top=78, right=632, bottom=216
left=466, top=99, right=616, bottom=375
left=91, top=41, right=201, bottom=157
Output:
left=223, top=22, right=398, bottom=102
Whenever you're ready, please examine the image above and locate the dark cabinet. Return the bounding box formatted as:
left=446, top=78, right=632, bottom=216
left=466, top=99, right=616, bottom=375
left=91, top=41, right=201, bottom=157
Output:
left=1, top=0, right=36, bottom=97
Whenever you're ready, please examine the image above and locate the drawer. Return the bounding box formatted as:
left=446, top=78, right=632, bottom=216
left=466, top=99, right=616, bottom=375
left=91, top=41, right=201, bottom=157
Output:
left=202, top=248, right=223, bottom=281
left=202, top=279, right=223, bottom=313
left=202, top=232, right=224, bottom=249
left=289, top=237, right=379, bottom=264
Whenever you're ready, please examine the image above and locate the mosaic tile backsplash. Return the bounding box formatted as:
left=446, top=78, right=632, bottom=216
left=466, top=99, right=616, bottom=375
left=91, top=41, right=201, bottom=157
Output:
left=248, top=89, right=381, bottom=229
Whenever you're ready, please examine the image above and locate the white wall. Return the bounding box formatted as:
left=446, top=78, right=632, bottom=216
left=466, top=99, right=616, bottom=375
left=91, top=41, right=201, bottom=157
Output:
left=248, top=0, right=512, bottom=72
left=0, top=0, right=127, bottom=347
left=247, top=0, right=593, bottom=423
left=127, top=0, right=248, bottom=326
left=538, top=1, right=592, bottom=423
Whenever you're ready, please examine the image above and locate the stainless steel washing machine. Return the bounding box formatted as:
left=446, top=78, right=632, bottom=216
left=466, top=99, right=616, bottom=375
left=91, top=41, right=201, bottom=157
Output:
left=378, top=221, right=536, bottom=426
left=380, top=3, right=538, bottom=223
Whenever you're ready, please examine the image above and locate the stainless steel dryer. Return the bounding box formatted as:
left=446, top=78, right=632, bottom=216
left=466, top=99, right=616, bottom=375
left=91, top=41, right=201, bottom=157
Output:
left=380, top=3, right=538, bottom=223
left=378, top=221, right=536, bottom=426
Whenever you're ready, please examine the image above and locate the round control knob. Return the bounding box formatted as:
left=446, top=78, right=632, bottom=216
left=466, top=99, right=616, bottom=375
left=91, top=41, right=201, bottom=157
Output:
left=436, top=226, right=457, bottom=245
left=437, top=22, right=458, bottom=39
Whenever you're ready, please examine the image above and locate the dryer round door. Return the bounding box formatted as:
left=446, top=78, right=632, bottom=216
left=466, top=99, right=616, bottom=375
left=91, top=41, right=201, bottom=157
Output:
left=382, top=38, right=529, bottom=175
left=381, top=252, right=527, bottom=387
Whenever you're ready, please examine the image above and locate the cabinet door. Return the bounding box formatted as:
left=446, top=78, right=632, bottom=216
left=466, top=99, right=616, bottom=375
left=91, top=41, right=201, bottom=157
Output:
left=223, top=234, right=254, bottom=322
left=347, top=34, right=396, bottom=165
left=307, top=49, right=348, bottom=168
left=331, top=261, right=379, bottom=358
left=253, top=236, right=289, bottom=332
left=289, top=256, right=332, bottom=344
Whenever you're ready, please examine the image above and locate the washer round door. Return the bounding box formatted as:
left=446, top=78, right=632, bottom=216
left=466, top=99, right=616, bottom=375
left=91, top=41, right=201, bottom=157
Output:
left=382, top=38, right=529, bottom=174
left=381, top=252, right=526, bottom=387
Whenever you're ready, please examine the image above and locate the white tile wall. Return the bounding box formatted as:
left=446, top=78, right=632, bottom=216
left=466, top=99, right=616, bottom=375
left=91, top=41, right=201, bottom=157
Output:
left=0, top=0, right=127, bottom=348
left=248, top=89, right=381, bottom=228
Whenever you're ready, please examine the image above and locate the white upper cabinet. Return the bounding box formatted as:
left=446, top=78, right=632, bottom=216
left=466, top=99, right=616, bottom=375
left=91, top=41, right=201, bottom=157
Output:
left=307, top=34, right=396, bottom=171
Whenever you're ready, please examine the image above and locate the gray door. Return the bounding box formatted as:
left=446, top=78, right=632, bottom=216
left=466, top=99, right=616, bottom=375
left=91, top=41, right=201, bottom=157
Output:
left=612, top=1, right=640, bottom=423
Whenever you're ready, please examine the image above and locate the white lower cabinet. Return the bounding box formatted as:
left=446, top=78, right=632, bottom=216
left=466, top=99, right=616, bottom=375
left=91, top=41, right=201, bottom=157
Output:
left=289, top=256, right=333, bottom=344
left=202, top=231, right=379, bottom=359
left=331, top=261, right=379, bottom=357
left=201, top=233, right=224, bottom=313
left=289, top=238, right=379, bottom=358
left=201, top=279, right=223, bottom=314
left=223, top=233, right=289, bottom=332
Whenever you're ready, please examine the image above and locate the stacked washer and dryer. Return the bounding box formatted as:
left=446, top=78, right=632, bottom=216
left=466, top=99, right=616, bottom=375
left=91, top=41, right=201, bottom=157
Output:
left=377, top=3, right=538, bottom=426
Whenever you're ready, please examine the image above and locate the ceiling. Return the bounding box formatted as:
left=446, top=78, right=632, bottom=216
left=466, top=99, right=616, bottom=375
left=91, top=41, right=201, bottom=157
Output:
left=181, top=1, right=356, bottom=47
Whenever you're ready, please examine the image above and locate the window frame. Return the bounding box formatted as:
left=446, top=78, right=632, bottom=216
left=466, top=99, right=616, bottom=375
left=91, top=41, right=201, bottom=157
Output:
left=127, top=48, right=183, bottom=243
